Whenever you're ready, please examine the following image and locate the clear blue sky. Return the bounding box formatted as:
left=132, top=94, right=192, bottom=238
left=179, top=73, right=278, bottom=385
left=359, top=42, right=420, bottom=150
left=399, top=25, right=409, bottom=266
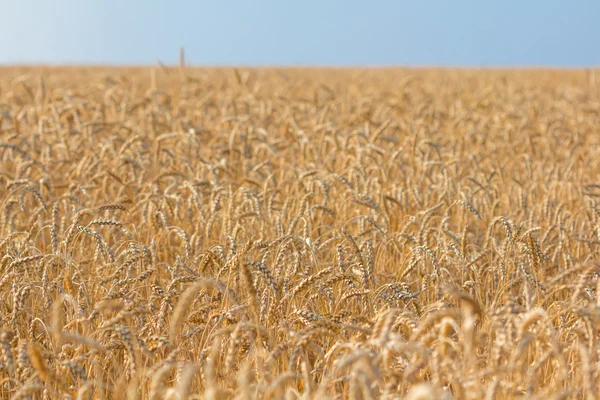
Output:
left=2, top=0, right=599, bottom=67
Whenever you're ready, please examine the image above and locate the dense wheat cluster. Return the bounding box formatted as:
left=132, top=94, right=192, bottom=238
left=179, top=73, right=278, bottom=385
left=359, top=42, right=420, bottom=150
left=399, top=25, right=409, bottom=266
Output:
left=0, top=66, right=599, bottom=399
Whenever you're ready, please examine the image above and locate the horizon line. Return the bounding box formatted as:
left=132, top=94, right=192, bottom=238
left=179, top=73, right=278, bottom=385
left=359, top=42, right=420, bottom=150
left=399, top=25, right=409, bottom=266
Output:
left=2, top=62, right=600, bottom=70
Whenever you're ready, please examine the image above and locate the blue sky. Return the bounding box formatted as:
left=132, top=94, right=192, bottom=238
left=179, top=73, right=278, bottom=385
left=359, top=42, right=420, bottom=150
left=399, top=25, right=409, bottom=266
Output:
left=2, top=0, right=599, bottom=66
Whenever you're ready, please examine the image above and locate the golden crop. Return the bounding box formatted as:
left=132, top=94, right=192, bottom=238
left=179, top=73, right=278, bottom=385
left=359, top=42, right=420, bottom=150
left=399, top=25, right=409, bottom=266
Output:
left=0, top=66, right=599, bottom=399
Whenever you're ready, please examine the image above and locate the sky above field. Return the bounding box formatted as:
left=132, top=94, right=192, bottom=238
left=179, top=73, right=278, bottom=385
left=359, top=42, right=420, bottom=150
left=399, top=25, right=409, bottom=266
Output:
left=2, top=0, right=599, bottom=67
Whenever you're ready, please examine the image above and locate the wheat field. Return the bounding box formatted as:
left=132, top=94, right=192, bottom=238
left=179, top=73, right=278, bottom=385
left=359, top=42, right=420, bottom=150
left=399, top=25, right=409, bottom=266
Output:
left=0, top=66, right=599, bottom=399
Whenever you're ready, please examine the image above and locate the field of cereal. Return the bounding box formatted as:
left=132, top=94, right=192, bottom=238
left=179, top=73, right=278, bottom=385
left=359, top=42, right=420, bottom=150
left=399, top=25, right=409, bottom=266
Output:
left=0, top=66, right=599, bottom=399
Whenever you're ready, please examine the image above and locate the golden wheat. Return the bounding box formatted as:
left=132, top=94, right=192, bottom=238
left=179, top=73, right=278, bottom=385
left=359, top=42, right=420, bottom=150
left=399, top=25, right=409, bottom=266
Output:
left=0, top=66, right=599, bottom=399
